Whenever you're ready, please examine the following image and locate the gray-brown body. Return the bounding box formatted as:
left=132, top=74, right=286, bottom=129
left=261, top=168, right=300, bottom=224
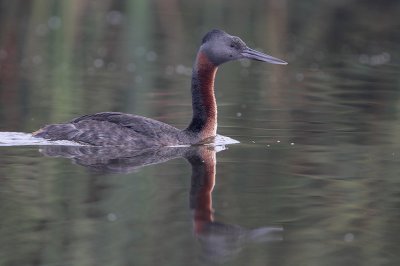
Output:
left=34, top=112, right=200, bottom=147
left=33, top=30, right=286, bottom=147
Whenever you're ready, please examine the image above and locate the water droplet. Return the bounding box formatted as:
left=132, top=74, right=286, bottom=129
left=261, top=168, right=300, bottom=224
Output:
left=106, top=11, right=123, bottom=25
left=107, top=213, right=117, bottom=222
left=344, top=233, right=354, bottom=242
left=236, top=112, right=242, bottom=117
left=290, top=142, right=295, bottom=146
left=94, top=58, right=104, bottom=68
left=176, top=64, right=186, bottom=74
left=382, top=52, right=391, bottom=62
left=370, top=52, right=391, bottom=65
left=359, top=52, right=391, bottom=66
left=48, top=16, right=62, bottom=30
left=276, top=140, right=281, bottom=143
left=146, top=51, right=157, bottom=62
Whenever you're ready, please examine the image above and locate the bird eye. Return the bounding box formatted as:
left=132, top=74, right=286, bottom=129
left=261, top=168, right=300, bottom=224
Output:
left=230, top=44, right=235, bottom=48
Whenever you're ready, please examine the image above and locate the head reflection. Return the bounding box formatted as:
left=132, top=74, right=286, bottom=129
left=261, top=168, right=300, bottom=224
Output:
left=39, top=145, right=283, bottom=262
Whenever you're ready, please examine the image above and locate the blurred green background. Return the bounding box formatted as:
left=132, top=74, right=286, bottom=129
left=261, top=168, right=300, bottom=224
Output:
left=1, top=1, right=400, bottom=266
left=1, top=0, right=398, bottom=133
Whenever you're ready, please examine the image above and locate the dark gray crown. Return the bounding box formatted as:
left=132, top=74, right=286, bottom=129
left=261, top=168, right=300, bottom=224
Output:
left=201, top=29, right=227, bottom=44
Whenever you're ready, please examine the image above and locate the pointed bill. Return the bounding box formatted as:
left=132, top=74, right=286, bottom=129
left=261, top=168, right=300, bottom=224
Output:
left=241, top=47, right=287, bottom=65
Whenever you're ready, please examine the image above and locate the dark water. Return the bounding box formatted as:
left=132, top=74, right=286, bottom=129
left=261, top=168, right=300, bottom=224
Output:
left=1, top=1, right=400, bottom=265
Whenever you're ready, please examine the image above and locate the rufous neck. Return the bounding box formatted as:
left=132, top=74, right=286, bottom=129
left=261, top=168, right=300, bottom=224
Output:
left=186, top=50, right=218, bottom=139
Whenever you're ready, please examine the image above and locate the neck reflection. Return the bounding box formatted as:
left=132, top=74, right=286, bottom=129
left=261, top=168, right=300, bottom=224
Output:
left=184, top=147, right=282, bottom=263
left=39, top=145, right=282, bottom=262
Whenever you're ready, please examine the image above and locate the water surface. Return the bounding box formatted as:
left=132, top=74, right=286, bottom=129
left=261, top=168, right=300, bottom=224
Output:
left=1, top=1, right=400, bottom=265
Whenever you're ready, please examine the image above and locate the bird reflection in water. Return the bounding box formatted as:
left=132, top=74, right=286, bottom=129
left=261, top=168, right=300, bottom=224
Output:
left=39, top=145, right=283, bottom=263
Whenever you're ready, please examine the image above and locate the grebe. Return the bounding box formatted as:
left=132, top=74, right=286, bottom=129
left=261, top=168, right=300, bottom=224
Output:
left=33, top=29, right=287, bottom=147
